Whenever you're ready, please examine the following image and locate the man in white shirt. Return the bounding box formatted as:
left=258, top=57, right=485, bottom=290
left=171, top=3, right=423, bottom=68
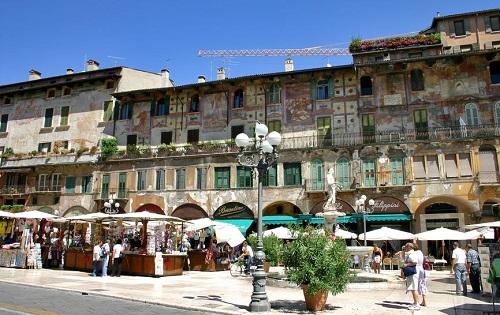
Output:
left=404, top=243, right=420, bottom=311
left=101, top=239, right=110, bottom=277
left=91, top=240, right=103, bottom=277
left=451, top=242, right=468, bottom=295
left=239, top=241, right=254, bottom=274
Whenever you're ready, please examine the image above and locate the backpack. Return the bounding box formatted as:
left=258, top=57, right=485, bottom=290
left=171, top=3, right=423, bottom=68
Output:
left=423, top=257, right=431, bottom=271
left=100, top=246, right=107, bottom=258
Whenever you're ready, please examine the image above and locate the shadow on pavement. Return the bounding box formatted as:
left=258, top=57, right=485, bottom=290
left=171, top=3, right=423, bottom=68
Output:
left=440, top=303, right=496, bottom=315
left=376, top=300, right=413, bottom=310
left=270, top=299, right=341, bottom=313
left=182, top=295, right=249, bottom=311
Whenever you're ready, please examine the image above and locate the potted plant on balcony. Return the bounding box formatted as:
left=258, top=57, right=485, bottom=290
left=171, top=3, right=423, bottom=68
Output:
left=281, top=226, right=353, bottom=311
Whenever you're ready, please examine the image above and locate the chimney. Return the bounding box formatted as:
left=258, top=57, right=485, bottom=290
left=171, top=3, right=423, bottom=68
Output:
left=28, top=69, right=41, bottom=81
left=198, top=75, right=206, bottom=83
left=66, top=68, right=74, bottom=75
left=161, top=69, right=172, bottom=87
left=285, top=58, right=294, bottom=72
left=86, top=59, right=100, bottom=71
left=217, top=67, right=225, bottom=80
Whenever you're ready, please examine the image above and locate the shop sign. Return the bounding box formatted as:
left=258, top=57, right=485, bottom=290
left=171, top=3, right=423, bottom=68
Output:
left=101, top=207, right=124, bottom=215
left=368, top=196, right=409, bottom=214
left=334, top=199, right=355, bottom=214
left=214, top=202, right=254, bottom=219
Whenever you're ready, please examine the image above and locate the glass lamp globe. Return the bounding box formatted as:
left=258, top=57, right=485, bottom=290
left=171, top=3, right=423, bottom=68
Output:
left=255, top=123, right=268, bottom=139
left=115, top=203, right=120, bottom=208
left=267, top=131, right=282, bottom=146
left=235, top=133, right=250, bottom=148
left=368, top=199, right=375, bottom=206
left=109, top=199, right=114, bottom=204
left=262, top=140, right=273, bottom=153
left=104, top=202, right=111, bottom=208
left=361, top=195, right=367, bottom=201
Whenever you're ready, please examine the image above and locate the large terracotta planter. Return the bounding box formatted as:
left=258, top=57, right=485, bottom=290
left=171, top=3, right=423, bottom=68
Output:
left=263, top=261, right=271, bottom=273
left=302, top=285, right=329, bottom=312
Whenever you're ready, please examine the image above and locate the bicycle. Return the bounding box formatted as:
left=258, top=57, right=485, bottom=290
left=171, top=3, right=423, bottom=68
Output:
left=229, top=257, right=255, bottom=277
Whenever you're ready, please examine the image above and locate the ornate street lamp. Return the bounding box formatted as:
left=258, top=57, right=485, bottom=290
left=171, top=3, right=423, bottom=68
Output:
left=355, top=195, right=375, bottom=247
left=235, top=122, right=281, bottom=312
left=103, top=193, right=121, bottom=215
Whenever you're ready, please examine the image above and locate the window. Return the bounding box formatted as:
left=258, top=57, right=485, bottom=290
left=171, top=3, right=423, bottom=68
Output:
left=237, top=166, right=253, bottom=188
left=38, top=142, right=51, bottom=153
left=460, top=44, right=472, bottom=52
left=263, top=165, right=277, bottom=187
left=82, top=175, right=92, bottom=193
left=362, top=160, right=376, bottom=187
left=214, top=167, right=230, bottom=189
left=459, top=153, right=473, bottom=177
left=284, top=162, right=301, bottom=186
left=4, top=97, right=11, bottom=105
left=231, top=125, right=244, bottom=139
left=118, top=173, right=127, bottom=198
left=481, top=201, right=497, bottom=217
left=269, top=84, right=280, bottom=104
left=137, top=170, right=146, bottom=191
left=427, top=155, right=440, bottom=179
left=0, top=114, right=8, bottom=132
left=161, top=131, right=172, bottom=145
left=187, top=129, right=199, bottom=143
left=413, top=156, right=426, bottom=179
left=444, top=154, right=458, bottom=178
left=47, top=89, right=56, bottom=98
left=5, top=174, right=15, bottom=187
left=151, top=97, right=169, bottom=116
left=495, top=102, right=500, bottom=125
left=268, top=120, right=281, bottom=133
left=126, top=134, right=137, bottom=146
left=105, top=80, right=115, bottom=89
left=490, top=61, right=500, bottom=84
left=65, top=176, right=76, bottom=193
left=479, top=146, right=499, bottom=183
left=156, top=169, right=165, bottom=190
left=197, top=167, right=207, bottom=189
left=465, top=103, right=480, bottom=126
left=454, top=20, right=466, bottom=36
left=51, top=174, right=61, bottom=191
left=317, top=117, right=332, bottom=144
left=38, top=174, right=49, bottom=191
left=101, top=174, right=110, bottom=199
left=234, top=89, right=244, bottom=108
left=317, top=80, right=329, bottom=100
left=190, top=95, right=199, bottom=112
left=310, top=160, right=324, bottom=191
left=60, top=106, right=69, bottom=126
left=390, top=157, right=404, bottom=185
left=410, top=69, right=424, bottom=91
left=62, top=87, right=71, bottom=96
left=336, top=158, right=350, bottom=190
left=490, top=15, right=500, bottom=32
left=360, top=76, right=372, bottom=96
left=362, top=114, right=375, bottom=143
left=119, top=103, right=133, bottom=120
left=176, top=168, right=186, bottom=190
left=44, top=108, right=53, bottom=127
left=103, top=101, right=114, bottom=121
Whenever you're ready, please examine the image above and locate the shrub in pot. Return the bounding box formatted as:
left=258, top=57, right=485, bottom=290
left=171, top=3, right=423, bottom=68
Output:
left=281, top=226, right=353, bottom=311
left=246, top=235, right=282, bottom=272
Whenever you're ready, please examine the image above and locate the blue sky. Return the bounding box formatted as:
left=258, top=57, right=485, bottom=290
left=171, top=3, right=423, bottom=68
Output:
left=0, top=1, right=496, bottom=86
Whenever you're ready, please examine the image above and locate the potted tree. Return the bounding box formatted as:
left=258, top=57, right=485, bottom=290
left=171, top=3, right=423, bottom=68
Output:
left=246, top=235, right=282, bottom=272
left=282, top=226, right=353, bottom=312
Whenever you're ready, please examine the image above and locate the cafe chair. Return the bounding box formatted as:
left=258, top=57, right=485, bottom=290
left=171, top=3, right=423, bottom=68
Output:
left=383, top=257, right=392, bottom=270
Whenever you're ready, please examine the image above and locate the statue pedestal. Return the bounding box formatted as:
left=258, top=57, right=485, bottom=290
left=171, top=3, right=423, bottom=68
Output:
left=317, top=204, right=345, bottom=234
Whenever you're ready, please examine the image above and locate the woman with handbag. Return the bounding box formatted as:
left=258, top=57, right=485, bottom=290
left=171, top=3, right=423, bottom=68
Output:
left=402, top=242, right=420, bottom=311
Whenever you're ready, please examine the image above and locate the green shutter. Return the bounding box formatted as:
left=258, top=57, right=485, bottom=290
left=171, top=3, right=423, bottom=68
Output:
left=363, top=160, right=376, bottom=187
left=311, top=160, right=324, bottom=190
left=448, top=20, right=455, bottom=36
left=103, top=101, right=113, bottom=121
left=65, top=176, right=75, bottom=193
left=336, top=158, right=350, bottom=190
left=310, top=80, right=317, bottom=100
left=118, top=173, right=127, bottom=198
left=113, top=102, right=120, bottom=120
left=150, top=100, right=156, bottom=117
left=328, top=77, right=335, bottom=98
left=101, top=175, right=110, bottom=199
left=128, top=103, right=133, bottom=119
left=495, top=103, right=500, bottom=125
left=391, top=158, right=404, bottom=186
left=165, top=96, right=170, bottom=115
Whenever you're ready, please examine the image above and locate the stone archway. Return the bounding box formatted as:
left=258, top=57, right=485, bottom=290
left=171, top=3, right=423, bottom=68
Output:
left=172, top=203, right=208, bottom=220
left=136, top=203, right=164, bottom=215
left=263, top=201, right=302, bottom=216
left=62, top=206, right=89, bottom=217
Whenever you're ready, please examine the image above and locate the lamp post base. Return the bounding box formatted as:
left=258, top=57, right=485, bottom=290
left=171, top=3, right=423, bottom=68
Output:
left=249, top=269, right=271, bottom=312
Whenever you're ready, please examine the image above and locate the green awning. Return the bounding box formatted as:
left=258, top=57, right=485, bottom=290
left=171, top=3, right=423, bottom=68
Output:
left=263, top=215, right=298, bottom=225
left=366, top=214, right=411, bottom=222
left=310, top=216, right=357, bottom=224
left=214, top=219, right=254, bottom=234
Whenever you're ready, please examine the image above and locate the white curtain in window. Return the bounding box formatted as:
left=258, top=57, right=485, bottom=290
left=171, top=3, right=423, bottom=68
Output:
left=458, top=153, right=473, bottom=176
left=427, top=155, right=440, bottom=178
left=413, top=156, right=426, bottom=179
left=445, top=154, right=458, bottom=178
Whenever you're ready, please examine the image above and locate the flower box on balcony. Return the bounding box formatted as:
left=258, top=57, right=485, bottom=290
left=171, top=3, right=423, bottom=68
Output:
left=349, top=33, right=441, bottom=53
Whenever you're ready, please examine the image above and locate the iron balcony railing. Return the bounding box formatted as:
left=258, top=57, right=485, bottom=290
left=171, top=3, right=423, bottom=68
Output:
left=0, top=185, right=32, bottom=194
left=304, top=170, right=407, bottom=192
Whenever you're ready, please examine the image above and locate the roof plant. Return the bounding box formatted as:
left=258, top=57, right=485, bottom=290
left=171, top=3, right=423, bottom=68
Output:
left=349, top=33, right=441, bottom=53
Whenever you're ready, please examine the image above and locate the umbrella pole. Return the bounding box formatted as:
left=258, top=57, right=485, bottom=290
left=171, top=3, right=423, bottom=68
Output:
left=66, top=220, right=71, bottom=249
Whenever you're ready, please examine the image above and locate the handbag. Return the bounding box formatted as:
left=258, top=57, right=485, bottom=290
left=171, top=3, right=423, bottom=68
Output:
left=402, top=265, right=417, bottom=277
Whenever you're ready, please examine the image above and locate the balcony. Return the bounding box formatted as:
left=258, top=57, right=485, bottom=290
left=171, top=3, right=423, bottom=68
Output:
left=0, top=185, right=32, bottom=195
left=36, top=185, right=62, bottom=193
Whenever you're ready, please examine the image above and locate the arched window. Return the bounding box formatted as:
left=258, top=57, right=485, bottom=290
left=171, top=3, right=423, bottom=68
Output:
left=190, top=94, right=199, bottom=112
left=410, top=69, right=424, bottom=91
left=495, top=101, right=500, bottom=125
left=490, top=61, right=500, bottom=84
left=335, top=157, right=350, bottom=190
left=269, top=83, right=280, bottom=104
left=234, top=89, right=244, bottom=108
left=465, top=103, right=479, bottom=126
left=310, top=159, right=324, bottom=191
left=360, top=76, right=372, bottom=96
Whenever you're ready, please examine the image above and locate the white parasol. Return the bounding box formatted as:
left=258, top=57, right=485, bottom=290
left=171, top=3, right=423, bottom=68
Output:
left=108, top=211, right=185, bottom=222
left=65, top=212, right=111, bottom=222
left=464, top=228, right=494, bottom=240
left=414, top=227, right=469, bottom=241
left=335, top=227, right=358, bottom=239
left=465, top=221, right=500, bottom=229
left=13, top=210, right=59, bottom=219
left=263, top=226, right=297, bottom=239
left=186, top=218, right=246, bottom=247
left=0, top=210, right=16, bottom=218
left=358, top=227, right=415, bottom=241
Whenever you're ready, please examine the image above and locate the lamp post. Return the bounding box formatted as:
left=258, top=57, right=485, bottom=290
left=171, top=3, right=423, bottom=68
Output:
left=235, top=122, right=281, bottom=313
left=103, top=193, right=121, bottom=215
left=355, top=195, right=375, bottom=246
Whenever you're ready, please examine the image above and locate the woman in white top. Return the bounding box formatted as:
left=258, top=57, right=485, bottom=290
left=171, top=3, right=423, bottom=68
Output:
left=110, top=239, right=123, bottom=277
left=413, top=243, right=428, bottom=307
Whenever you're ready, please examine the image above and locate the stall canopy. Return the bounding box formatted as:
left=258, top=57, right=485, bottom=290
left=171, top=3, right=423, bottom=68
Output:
left=65, top=212, right=112, bottom=222
left=14, top=210, right=59, bottom=219
left=464, top=228, right=494, bottom=240
left=186, top=218, right=245, bottom=247
left=465, top=221, right=500, bottom=229
left=414, top=227, right=469, bottom=240
left=0, top=210, right=16, bottom=218
left=214, top=219, right=254, bottom=234
left=358, top=227, right=415, bottom=241
left=263, top=215, right=297, bottom=225
left=109, top=211, right=185, bottom=222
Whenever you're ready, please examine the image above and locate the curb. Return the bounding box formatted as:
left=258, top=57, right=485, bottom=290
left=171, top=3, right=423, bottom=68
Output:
left=0, top=279, right=247, bottom=315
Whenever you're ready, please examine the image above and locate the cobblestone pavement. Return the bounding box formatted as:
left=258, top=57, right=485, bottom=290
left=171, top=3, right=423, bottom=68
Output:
left=0, top=267, right=495, bottom=314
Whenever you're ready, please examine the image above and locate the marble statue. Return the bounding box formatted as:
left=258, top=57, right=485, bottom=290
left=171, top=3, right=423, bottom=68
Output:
left=325, top=168, right=337, bottom=210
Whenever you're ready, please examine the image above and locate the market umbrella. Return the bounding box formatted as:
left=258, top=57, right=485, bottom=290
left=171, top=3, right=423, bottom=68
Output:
left=65, top=212, right=111, bottom=222
left=186, top=218, right=246, bottom=247
left=109, top=211, right=185, bottom=222
left=414, top=227, right=469, bottom=241
left=465, top=221, right=500, bottom=229
left=335, top=227, right=357, bottom=239
left=0, top=210, right=16, bottom=218
left=186, top=218, right=218, bottom=231
left=263, top=226, right=297, bottom=239
left=13, top=210, right=59, bottom=219
left=464, top=228, right=494, bottom=240
left=358, top=227, right=415, bottom=241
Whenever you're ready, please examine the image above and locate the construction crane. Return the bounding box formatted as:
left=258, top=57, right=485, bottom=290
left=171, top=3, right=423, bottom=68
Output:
left=197, top=47, right=350, bottom=57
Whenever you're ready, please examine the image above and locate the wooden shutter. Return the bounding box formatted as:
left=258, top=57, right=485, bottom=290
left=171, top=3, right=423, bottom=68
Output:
left=458, top=153, right=473, bottom=177
left=390, top=158, right=404, bottom=185
left=113, top=102, right=120, bottom=120
left=479, top=150, right=498, bottom=183
left=413, top=156, right=426, bottom=179
left=485, top=16, right=492, bottom=32
left=363, top=160, right=376, bottom=187
left=310, top=80, right=317, bottom=100
left=427, top=155, right=440, bottom=178
left=445, top=154, right=458, bottom=178
left=495, top=103, right=500, bottom=125
left=464, top=18, right=471, bottom=35
left=328, top=77, right=335, bottom=98
left=65, top=176, right=75, bottom=193
left=311, top=160, right=324, bottom=190
left=336, top=158, right=350, bottom=189
left=448, top=20, right=455, bottom=36
left=127, top=103, right=133, bottom=119
left=150, top=100, right=156, bottom=117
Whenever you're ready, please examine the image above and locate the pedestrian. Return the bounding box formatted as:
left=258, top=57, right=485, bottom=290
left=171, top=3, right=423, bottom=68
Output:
left=466, top=243, right=481, bottom=294
left=403, top=242, right=420, bottom=311
left=451, top=242, right=468, bottom=295
left=414, top=243, right=428, bottom=307
left=91, top=240, right=102, bottom=277
left=372, top=244, right=383, bottom=274
left=110, top=239, right=123, bottom=277
left=101, top=239, right=110, bottom=277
